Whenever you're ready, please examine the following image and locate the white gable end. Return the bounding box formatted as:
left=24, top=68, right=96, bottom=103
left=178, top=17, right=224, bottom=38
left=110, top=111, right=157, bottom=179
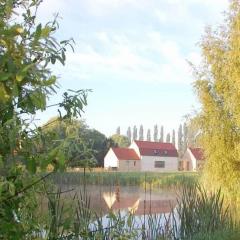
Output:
left=104, top=148, right=118, bottom=168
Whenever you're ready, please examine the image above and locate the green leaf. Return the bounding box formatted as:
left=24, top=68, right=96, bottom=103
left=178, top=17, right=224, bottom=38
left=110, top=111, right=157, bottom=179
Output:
left=21, top=64, right=34, bottom=73
left=29, top=90, right=46, bottom=110
left=44, top=76, right=56, bottom=86
left=41, top=26, right=51, bottom=38
left=35, top=23, right=42, bottom=41
left=0, top=72, right=12, bottom=82
left=27, top=157, right=36, bottom=173
left=0, top=155, right=3, bottom=168
left=16, top=74, right=23, bottom=82
left=57, top=151, right=65, bottom=171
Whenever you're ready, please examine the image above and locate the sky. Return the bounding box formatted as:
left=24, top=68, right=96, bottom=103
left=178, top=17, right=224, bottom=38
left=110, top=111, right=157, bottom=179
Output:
left=35, top=0, right=229, bottom=138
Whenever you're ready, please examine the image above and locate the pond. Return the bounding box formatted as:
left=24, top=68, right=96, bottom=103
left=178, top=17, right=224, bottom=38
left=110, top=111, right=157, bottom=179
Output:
left=54, top=185, right=178, bottom=216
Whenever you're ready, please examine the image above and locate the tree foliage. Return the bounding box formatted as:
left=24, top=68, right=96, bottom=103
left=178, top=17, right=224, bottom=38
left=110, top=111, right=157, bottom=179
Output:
left=147, top=129, right=151, bottom=141
left=116, top=126, right=120, bottom=135
left=160, top=125, right=164, bottom=142
left=178, top=124, right=183, bottom=157
left=126, top=126, right=132, bottom=142
left=139, top=124, right=144, bottom=140
left=166, top=133, right=171, bottom=143
left=153, top=124, right=158, bottom=142
left=42, top=117, right=110, bottom=167
left=193, top=0, right=240, bottom=194
left=110, top=134, right=130, bottom=148
left=172, top=129, right=176, bottom=146
left=0, top=1, right=89, bottom=238
left=133, top=125, right=138, bottom=140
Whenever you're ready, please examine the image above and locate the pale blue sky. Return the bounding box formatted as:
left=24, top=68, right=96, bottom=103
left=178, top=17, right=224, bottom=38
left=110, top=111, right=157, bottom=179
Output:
left=36, top=0, right=228, bottom=137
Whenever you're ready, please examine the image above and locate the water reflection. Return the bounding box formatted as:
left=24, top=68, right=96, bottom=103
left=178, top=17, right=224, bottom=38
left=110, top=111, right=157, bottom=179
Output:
left=63, top=185, right=177, bottom=215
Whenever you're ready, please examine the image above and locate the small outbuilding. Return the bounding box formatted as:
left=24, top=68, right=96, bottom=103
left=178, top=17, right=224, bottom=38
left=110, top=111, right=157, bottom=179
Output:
left=104, top=147, right=141, bottom=171
left=181, top=147, right=204, bottom=171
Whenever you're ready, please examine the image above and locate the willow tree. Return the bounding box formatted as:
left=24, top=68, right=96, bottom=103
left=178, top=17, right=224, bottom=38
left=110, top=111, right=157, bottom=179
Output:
left=194, top=0, right=240, bottom=195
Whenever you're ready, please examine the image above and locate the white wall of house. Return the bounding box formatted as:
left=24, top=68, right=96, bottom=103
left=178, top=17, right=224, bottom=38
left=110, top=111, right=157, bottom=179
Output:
left=182, top=149, right=197, bottom=171
left=130, top=141, right=141, bottom=157
left=140, top=156, right=178, bottom=172
left=188, top=149, right=197, bottom=170
left=104, top=149, right=119, bottom=169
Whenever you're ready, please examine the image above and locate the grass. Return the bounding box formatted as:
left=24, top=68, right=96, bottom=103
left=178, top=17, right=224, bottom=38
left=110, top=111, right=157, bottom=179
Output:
left=49, top=171, right=199, bottom=189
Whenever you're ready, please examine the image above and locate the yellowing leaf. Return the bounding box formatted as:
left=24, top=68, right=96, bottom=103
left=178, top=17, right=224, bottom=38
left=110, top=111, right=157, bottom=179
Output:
left=16, top=27, right=24, bottom=34
left=16, top=74, right=23, bottom=82
left=41, top=26, right=51, bottom=38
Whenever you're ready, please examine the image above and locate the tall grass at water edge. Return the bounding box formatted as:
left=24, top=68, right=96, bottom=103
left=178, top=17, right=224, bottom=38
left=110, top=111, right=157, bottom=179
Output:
left=49, top=171, right=199, bottom=189
left=33, top=183, right=240, bottom=240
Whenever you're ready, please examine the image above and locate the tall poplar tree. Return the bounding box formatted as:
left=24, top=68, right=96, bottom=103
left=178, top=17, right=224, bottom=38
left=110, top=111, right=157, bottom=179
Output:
left=126, top=127, right=132, bottom=142
left=183, top=122, right=188, bottom=153
left=147, top=129, right=151, bottom=141
left=166, top=133, right=171, bottom=143
left=133, top=125, right=138, bottom=140
left=193, top=0, right=240, bottom=193
left=172, top=129, right=176, bottom=146
left=139, top=125, right=144, bottom=140
left=116, top=126, right=120, bottom=135
left=153, top=124, right=158, bottom=142
left=178, top=124, right=183, bottom=157
left=159, top=126, right=164, bottom=142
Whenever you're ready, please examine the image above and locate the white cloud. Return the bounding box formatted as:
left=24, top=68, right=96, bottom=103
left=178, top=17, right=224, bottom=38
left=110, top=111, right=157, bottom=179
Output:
left=64, top=31, right=194, bottom=85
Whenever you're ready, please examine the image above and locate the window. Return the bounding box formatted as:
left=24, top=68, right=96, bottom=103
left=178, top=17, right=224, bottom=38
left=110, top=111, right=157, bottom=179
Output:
left=163, top=150, right=168, bottom=156
left=154, top=161, right=165, bottom=168
left=154, top=149, right=160, bottom=155
left=134, top=161, right=136, bottom=166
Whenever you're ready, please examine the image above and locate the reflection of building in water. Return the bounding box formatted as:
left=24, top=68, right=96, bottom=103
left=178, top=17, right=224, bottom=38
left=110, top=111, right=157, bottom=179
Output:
left=103, top=192, right=176, bottom=215
left=103, top=192, right=116, bottom=209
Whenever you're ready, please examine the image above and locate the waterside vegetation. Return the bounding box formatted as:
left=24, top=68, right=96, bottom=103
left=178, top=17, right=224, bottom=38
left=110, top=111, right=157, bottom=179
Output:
left=49, top=171, right=199, bottom=189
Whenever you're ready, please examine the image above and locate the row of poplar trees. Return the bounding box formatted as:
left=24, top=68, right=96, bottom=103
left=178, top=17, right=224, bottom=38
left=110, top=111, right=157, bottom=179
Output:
left=115, top=123, right=191, bottom=157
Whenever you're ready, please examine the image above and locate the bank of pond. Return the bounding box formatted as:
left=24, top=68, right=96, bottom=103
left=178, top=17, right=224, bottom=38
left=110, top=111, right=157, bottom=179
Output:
left=49, top=171, right=199, bottom=189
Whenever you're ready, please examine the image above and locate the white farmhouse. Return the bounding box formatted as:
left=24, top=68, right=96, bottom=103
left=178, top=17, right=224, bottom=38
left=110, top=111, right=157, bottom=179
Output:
left=181, top=147, right=204, bottom=171
left=104, top=140, right=178, bottom=172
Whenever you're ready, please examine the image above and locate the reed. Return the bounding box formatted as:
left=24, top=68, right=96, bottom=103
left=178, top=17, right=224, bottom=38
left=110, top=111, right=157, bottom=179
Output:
left=36, top=183, right=239, bottom=239
left=48, top=171, right=199, bottom=189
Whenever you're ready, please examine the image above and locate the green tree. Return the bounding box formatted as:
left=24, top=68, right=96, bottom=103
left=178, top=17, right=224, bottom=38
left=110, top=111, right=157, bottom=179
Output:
left=147, top=129, right=151, bottom=141
left=133, top=125, right=138, bottom=140
left=178, top=124, right=183, bottom=157
left=153, top=124, right=158, bottom=142
left=0, top=1, right=88, bottom=238
left=183, top=122, right=188, bottom=153
left=116, top=126, right=120, bottom=135
left=159, top=125, right=164, bottom=142
left=126, top=126, right=131, bottom=142
left=139, top=124, right=144, bottom=140
left=193, top=0, right=240, bottom=194
left=42, top=117, right=108, bottom=167
left=185, top=116, right=200, bottom=147
left=172, top=129, right=176, bottom=146
left=110, top=134, right=130, bottom=147
left=166, top=133, right=171, bottom=143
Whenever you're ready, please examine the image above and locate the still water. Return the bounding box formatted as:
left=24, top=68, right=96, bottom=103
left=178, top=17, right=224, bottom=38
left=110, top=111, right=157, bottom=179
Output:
left=58, top=185, right=177, bottom=215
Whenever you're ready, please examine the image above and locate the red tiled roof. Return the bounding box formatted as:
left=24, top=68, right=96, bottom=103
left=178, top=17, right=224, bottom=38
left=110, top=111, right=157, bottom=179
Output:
left=134, top=140, right=178, bottom=157
left=112, top=148, right=140, bottom=160
left=189, top=147, right=204, bottom=160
